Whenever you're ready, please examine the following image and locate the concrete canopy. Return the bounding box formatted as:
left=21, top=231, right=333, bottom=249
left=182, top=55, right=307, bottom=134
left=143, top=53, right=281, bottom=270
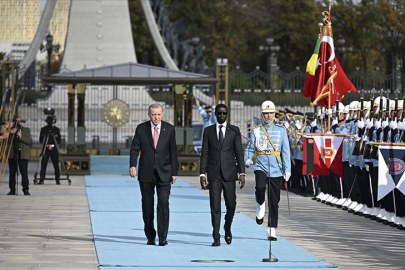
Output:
left=42, top=62, right=219, bottom=85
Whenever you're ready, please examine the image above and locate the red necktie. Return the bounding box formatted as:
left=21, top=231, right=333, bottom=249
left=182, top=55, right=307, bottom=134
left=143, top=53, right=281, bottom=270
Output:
left=154, top=126, right=159, bottom=149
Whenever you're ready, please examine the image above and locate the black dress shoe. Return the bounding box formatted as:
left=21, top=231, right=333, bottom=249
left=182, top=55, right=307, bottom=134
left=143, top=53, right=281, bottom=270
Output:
left=256, top=217, right=264, bottom=225
left=7, top=190, right=16, bottom=195
left=159, top=240, right=168, bottom=246
left=224, top=231, right=232, bottom=245
left=147, top=240, right=155, bottom=245
left=23, top=190, right=30, bottom=196
left=37, top=180, right=44, bottom=185
left=211, top=240, right=220, bottom=247
left=268, top=236, right=277, bottom=241
left=56, top=180, right=61, bottom=185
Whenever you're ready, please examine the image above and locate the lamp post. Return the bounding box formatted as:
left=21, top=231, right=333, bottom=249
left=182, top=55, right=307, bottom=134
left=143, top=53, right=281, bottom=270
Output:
left=259, top=37, right=280, bottom=88
left=40, top=33, right=60, bottom=76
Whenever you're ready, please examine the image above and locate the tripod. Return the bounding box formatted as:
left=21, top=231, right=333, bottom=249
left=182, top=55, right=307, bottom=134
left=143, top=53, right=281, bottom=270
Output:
left=33, top=132, right=71, bottom=185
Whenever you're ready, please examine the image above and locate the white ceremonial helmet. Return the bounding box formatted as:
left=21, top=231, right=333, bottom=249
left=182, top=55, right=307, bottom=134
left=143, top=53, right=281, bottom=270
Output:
left=261, top=100, right=276, bottom=124
left=398, top=100, right=404, bottom=110
left=349, top=101, right=360, bottom=111
left=261, top=100, right=276, bottom=113
left=389, top=100, right=396, bottom=111
left=363, top=101, right=371, bottom=118
left=373, top=96, right=381, bottom=107
left=333, top=102, right=345, bottom=114
left=344, top=105, right=350, bottom=114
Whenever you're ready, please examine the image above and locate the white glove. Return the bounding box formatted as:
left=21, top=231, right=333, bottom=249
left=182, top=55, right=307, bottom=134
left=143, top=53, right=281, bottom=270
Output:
left=382, top=118, right=389, bottom=128
left=399, top=121, right=404, bottom=130
left=331, top=118, right=338, bottom=126
left=284, top=121, right=290, bottom=129
left=325, top=109, right=333, bottom=115
left=295, top=122, right=303, bottom=130
left=284, top=172, right=291, bottom=182
left=366, top=119, right=371, bottom=129
left=357, top=118, right=365, bottom=129
left=310, top=118, right=317, bottom=127
left=355, top=134, right=361, bottom=141
left=320, top=113, right=325, bottom=119
left=245, top=159, right=253, bottom=168
left=402, top=119, right=405, bottom=130
left=389, top=118, right=398, bottom=129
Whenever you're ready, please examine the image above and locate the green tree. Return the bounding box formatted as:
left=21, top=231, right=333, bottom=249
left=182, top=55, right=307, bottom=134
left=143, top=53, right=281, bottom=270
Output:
left=264, top=0, right=323, bottom=72
left=333, top=0, right=384, bottom=74
left=128, top=0, right=161, bottom=66
left=378, top=0, right=405, bottom=74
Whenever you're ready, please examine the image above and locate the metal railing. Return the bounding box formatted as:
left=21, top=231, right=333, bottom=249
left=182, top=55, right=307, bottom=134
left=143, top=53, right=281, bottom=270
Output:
left=2, top=67, right=404, bottom=157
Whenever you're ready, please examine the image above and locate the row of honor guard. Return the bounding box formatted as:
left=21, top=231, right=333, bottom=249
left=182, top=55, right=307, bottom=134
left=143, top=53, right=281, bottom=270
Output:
left=277, top=94, right=405, bottom=229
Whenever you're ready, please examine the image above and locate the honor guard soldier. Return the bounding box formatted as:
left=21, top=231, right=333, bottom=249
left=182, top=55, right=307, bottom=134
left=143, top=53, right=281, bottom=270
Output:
left=244, top=100, right=291, bottom=241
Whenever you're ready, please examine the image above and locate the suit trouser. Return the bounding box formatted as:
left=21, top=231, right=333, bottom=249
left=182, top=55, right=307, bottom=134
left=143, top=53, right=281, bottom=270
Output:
left=9, top=158, right=29, bottom=192
left=254, top=170, right=282, bottom=228
left=209, top=172, right=236, bottom=241
left=40, top=148, right=60, bottom=181
left=139, top=170, right=171, bottom=241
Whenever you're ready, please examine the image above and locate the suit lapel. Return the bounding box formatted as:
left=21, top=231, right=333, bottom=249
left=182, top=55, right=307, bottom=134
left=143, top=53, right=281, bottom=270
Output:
left=211, top=124, right=221, bottom=148
left=146, top=122, right=154, bottom=149
left=156, top=122, right=167, bottom=149
left=222, top=126, right=230, bottom=147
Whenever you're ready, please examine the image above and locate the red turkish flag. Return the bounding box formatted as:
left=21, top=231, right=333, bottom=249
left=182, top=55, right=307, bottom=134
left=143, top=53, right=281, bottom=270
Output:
left=310, top=8, right=358, bottom=107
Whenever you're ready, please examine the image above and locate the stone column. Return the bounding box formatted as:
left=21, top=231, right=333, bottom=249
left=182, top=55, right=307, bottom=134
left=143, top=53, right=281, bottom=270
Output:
left=67, top=84, right=76, bottom=153
left=76, top=83, right=86, bottom=153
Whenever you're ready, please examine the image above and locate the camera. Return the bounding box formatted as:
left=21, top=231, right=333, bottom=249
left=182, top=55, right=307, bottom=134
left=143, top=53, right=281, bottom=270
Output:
left=43, top=108, right=55, bottom=115
left=44, top=108, right=57, bottom=126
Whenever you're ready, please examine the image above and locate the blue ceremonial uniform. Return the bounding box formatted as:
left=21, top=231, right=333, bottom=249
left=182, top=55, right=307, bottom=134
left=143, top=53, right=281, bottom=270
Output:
left=244, top=121, right=291, bottom=228
left=198, top=106, right=217, bottom=128
left=244, top=122, right=291, bottom=177
left=198, top=106, right=217, bottom=144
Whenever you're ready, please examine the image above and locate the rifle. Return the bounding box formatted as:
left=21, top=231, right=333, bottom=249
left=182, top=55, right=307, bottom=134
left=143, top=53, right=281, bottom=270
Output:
left=353, top=89, right=364, bottom=155
left=383, top=89, right=391, bottom=142
left=390, top=89, right=400, bottom=142
left=400, top=93, right=405, bottom=142
left=374, top=89, right=385, bottom=144
left=359, top=88, right=375, bottom=155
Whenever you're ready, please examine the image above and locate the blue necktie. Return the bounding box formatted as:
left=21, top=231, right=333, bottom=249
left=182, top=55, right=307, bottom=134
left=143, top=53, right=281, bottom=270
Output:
left=219, top=125, right=224, bottom=147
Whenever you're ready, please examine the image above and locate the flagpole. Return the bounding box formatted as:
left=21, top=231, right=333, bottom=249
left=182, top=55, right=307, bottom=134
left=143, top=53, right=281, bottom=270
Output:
left=328, top=83, right=331, bottom=132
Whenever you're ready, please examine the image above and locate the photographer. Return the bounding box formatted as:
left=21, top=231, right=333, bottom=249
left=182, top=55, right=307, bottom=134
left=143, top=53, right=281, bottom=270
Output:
left=7, top=116, right=32, bottom=195
left=38, top=109, right=61, bottom=185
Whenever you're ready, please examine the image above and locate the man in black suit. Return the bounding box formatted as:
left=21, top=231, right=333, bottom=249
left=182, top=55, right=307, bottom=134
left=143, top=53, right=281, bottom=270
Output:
left=129, top=103, right=178, bottom=246
left=200, top=104, right=245, bottom=246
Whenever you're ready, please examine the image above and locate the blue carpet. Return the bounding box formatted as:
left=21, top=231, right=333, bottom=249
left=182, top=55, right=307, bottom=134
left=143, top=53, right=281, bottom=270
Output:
left=85, top=174, right=337, bottom=269
left=90, top=156, right=130, bottom=175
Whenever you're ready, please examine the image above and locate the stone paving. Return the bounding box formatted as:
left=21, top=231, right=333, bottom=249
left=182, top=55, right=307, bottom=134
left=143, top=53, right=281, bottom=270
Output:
left=0, top=161, right=404, bottom=269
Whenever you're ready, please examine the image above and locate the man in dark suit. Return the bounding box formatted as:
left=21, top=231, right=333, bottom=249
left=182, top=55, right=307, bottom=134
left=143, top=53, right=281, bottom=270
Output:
left=200, top=104, right=245, bottom=247
left=129, top=103, right=178, bottom=246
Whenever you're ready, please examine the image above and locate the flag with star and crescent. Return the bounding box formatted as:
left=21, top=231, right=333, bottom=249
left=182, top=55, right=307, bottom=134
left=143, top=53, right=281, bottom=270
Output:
left=377, top=146, right=405, bottom=201
left=309, top=5, right=358, bottom=107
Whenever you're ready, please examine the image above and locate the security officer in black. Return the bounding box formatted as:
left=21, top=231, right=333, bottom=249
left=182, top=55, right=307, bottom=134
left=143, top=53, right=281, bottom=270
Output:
left=38, top=114, right=61, bottom=185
